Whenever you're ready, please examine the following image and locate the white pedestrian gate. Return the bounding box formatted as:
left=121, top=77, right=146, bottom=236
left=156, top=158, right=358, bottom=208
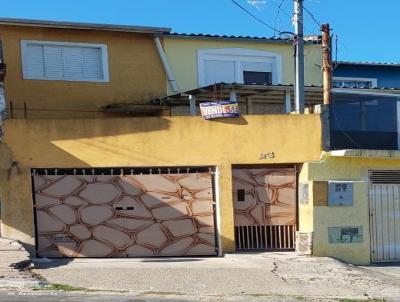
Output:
left=369, top=170, right=400, bottom=262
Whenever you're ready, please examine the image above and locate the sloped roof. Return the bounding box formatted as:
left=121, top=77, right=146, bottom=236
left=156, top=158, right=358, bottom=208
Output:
left=102, top=83, right=400, bottom=114
left=335, top=61, right=400, bottom=67
left=0, top=17, right=170, bottom=34
left=165, top=32, right=321, bottom=44
left=151, top=83, right=400, bottom=104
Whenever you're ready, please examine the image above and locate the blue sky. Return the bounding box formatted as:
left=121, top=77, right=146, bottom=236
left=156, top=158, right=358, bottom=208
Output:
left=1, top=0, right=398, bottom=63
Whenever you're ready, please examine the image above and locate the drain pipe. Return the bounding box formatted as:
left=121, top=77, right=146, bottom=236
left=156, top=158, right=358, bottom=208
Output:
left=0, top=40, right=5, bottom=142
left=154, top=36, right=179, bottom=93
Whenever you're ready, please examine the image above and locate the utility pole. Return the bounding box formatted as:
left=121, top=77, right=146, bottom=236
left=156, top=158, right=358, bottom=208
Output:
left=321, top=23, right=332, bottom=105
left=320, top=24, right=332, bottom=151
left=293, top=0, right=305, bottom=114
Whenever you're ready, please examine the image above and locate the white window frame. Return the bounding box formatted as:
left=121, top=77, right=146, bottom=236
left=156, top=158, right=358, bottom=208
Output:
left=333, top=77, right=378, bottom=88
left=197, top=48, right=283, bottom=87
left=21, top=40, right=110, bottom=82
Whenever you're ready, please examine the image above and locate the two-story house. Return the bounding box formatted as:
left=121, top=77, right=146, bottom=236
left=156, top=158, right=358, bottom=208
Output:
left=2, top=17, right=400, bottom=265
left=0, top=18, right=325, bottom=259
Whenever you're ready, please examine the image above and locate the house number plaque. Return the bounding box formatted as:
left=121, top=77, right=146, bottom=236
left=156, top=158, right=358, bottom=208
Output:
left=259, top=152, right=275, bottom=159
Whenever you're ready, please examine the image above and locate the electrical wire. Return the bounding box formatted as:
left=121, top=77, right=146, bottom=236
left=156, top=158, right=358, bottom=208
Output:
left=303, top=5, right=321, bottom=27
left=269, top=0, right=314, bottom=38
left=230, top=0, right=291, bottom=37
left=333, top=34, right=339, bottom=69
left=270, top=0, right=292, bottom=19
left=8, top=107, right=102, bottom=113
left=334, top=35, right=351, bottom=66
left=6, top=103, right=169, bottom=114
left=273, top=0, right=288, bottom=36
left=271, top=0, right=317, bottom=38
left=269, top=0, right=316, bottom=37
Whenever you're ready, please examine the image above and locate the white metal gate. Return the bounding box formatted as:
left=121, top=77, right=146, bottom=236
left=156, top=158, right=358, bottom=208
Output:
left=369, top=170, right=400, bottom=262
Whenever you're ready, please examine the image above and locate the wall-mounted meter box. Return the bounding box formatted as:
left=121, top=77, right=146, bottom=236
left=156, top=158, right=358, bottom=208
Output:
left=328, top=181, right=354, bottom=206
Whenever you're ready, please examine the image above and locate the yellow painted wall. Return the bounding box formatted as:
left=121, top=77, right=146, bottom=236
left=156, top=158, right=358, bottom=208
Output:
left=298, top=164, right=314, bottom=233
left=164, top=37, right=322, bottom=94
left=0, top=115, right=322, bottom=251
left=307, top=154, right=400, bottom=265
left=0, top=25, right=166, bottom=118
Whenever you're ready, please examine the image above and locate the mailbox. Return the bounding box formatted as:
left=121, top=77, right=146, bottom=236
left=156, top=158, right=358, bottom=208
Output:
left=328, top=181, right=354, bottom=206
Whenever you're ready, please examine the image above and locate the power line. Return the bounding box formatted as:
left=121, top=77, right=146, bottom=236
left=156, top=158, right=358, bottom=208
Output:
left=270, top=0, right=315, bottom=36
left=334, top=34, right=339, bottom=69
left=336, top=35, right=351, bottom=61
left=230, top=0, right=290, bottom=37
left=270, top=0, right=317, bottom=31
left=273, top=0, right=288, bottom=36
left=269, top=0, right=292, bottom=19
left=303, top=5, right=321, bottom=27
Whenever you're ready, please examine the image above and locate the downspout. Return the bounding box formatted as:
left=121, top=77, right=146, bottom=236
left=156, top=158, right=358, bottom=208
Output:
left=0, top=40, right=6, bottom=142
left=154, top=36, right=179, bottom=93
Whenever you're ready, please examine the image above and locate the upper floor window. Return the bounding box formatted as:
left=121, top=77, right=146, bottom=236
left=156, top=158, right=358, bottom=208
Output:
left=243, top=71, right=272, bottom=85
left=333, top=77, right=377, bottom=89
left=197, top=48, right=282, bottom=87
left=21, top=40, right=109, bottom=82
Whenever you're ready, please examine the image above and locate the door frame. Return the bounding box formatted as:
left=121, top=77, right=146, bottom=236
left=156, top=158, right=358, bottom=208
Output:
left=231, top=164, right=299, bottom=251
left=368, top=169, right=400, bottom=263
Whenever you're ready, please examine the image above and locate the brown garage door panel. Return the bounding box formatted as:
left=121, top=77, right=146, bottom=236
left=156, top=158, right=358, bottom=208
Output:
left=33, top=170, right=217, bottom=257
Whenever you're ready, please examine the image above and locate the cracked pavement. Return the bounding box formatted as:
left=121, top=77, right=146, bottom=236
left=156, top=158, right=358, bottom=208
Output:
left=0, top=238, right=43, bottom=290
left=30, top=252, right=400, bottom=300
left=1, top=238, right=399, bottom=301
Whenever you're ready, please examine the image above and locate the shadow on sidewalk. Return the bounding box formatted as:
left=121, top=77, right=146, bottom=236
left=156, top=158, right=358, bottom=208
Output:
left=16, top=242, right=73, bottom=270
left=140, top=258, right=204, bottom=263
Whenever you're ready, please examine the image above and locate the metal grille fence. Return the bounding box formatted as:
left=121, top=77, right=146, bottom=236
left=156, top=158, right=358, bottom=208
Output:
left=235, top=225, right=296, bottom=250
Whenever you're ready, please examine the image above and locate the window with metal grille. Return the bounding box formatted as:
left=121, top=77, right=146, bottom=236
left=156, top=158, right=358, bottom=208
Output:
left=333, top=77, right=377, bottom=89
left=333, top=80, right=374, bottom=89
left=243, top=71, right=272, bottom=85
left=21, top=40, right=109, bottom=82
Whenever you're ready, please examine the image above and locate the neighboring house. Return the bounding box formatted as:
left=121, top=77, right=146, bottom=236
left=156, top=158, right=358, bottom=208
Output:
left=2, top=18, right=400, bottom=265
left=163, top=33, right=323, bottom=94
left=146, top=33, right=323, bottom=116
left=333, top=61, right=400, bottom=89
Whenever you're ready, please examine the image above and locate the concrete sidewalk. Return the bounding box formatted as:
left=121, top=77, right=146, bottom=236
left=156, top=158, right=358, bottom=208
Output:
left=1, top=239, right=399, bottom=301
left=32, top=252, right=400, bottom=301
left=0, top=238, right=42, bottom=290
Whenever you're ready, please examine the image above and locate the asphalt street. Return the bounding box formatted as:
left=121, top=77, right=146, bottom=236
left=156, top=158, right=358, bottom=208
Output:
left=0, top=291, right=303, bottom=302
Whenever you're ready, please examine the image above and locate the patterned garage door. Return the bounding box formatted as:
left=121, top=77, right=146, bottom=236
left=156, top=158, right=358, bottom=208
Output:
left=32, top=168, right=217, bottom=257
left=233, top=167, right=297, bottom=251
